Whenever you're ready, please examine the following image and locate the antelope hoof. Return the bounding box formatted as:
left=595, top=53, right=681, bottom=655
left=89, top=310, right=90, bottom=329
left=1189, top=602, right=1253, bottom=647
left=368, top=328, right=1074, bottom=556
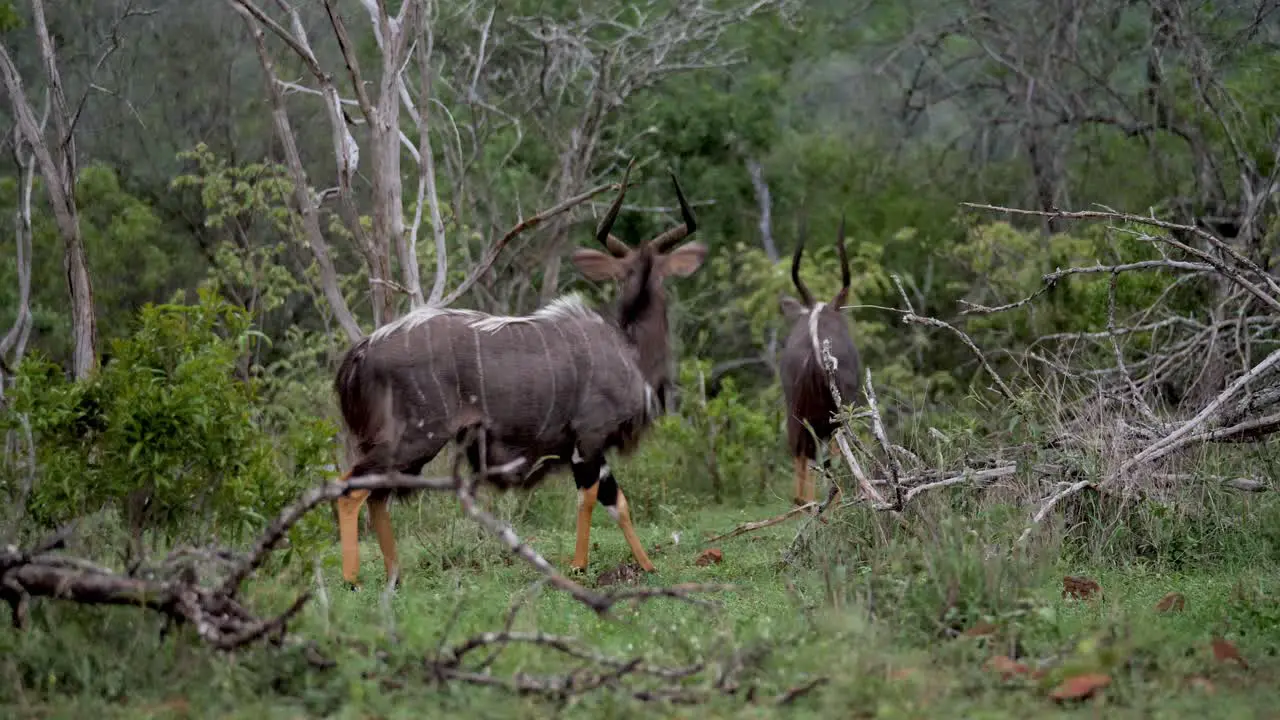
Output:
left=567, top=564, right=588, bottom=577
left=792, top=496, right=805, bottom=507
left=345, top=580, right=362, bottom=592
left=639, top=561, right=657, bottom=573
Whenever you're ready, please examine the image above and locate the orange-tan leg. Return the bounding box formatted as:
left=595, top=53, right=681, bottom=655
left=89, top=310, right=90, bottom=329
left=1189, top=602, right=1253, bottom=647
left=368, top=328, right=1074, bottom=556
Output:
left=805, top=457, right=817, bottom=504
left=792, top=456, right=809, bottom=506
left=610, top=490, right=655, bottom=572
left=336, top=479, right=369, bottom=587
left=571, top=482, right=599, bottom=573
left=367, top=494, right=400, bottom=587
left=826, top=437, right=844, bottom=508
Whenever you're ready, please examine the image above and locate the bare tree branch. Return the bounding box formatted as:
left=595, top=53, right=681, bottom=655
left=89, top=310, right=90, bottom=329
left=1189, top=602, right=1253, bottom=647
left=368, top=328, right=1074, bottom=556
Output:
left=0, top=0, right=98, bottom=379
left=228, top=0, right=365, bottom=343
left=441, top=181, right=621, bottom=307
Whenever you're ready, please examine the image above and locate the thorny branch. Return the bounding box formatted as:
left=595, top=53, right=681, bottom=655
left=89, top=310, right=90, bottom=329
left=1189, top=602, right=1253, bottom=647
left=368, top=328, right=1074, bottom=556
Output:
left=958, top=202, right=1280, bottom=543
left=415, top=605, right=823, bottom=706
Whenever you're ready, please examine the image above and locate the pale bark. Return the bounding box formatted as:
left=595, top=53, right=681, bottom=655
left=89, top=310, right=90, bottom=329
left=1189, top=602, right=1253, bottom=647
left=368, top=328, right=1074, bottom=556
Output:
left=0, top=0, right=98, bottom=379
left=229, top=4, right=364, bottom=344
left=228, top=0, right=788, bottom=330
left=0, top=122, right=40, bottom=368
left=746, top=157, right=781, bottom=369
left=414, top=1, right=448, bottom=308
left=229, top=0, right=428, bottom=329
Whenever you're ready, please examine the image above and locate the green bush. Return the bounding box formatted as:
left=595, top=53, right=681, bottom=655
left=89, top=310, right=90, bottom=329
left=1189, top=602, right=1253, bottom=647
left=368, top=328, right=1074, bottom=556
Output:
left=615, top=357, right=786, bottom=515
left=3, top=288, right=334, bottom=557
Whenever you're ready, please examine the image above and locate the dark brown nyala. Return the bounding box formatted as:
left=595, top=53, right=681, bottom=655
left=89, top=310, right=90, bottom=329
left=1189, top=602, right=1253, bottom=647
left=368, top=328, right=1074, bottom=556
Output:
left=332, top=163, right=706, bottom=587
left=778, top=216, right=862, bottom=507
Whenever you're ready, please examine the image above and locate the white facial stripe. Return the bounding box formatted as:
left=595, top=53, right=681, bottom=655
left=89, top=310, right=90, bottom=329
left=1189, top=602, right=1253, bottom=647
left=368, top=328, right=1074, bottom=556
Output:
left=598, top=464, right=610, bottom=480
left=605, top=506, right=620, bottom=522
left=572, top=447, right=584, bottom=463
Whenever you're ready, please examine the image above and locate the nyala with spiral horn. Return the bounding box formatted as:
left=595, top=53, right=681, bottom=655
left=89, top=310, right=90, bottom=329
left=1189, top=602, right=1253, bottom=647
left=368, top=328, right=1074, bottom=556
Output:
left=778, top=215, right=862, bottom=508
left=331, top=163, right=706, bottom=588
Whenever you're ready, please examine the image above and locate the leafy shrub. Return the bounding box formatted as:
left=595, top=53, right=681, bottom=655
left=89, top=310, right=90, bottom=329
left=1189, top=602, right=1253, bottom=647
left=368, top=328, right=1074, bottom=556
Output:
left=3, top=288, right=334, bottom=556
left=617, top=357, right=786, bottom=515
left=0, top=163, right=203, bottom=367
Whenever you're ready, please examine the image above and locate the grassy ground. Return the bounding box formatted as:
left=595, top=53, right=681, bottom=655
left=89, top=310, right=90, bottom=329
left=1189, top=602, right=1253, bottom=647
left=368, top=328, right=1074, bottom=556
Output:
left=3, top=486, right=1279, bottom=719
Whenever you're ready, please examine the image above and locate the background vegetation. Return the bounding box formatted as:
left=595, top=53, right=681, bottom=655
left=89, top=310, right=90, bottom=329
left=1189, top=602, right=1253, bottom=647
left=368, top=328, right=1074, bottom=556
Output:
left=1, top=0, right=1278, bottom=717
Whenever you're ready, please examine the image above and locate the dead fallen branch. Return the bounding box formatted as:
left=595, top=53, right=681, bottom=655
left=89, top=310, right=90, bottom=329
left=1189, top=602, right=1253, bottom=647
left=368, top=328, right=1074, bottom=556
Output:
left=710, top=465, right=1019, bottom=546
left=223, top=470, right=458, bottom=596
left=1118, top=347, right=1280, bottom=475
left=408, top=613, right=819, bottom=706
left=862, top=368, right=905, bottom=508
left=775, top=676, right=830, bottom=705
left=2, top=433, right=730, bottom=651
left=0, top=534, right=308, bottom=649
left=888, top=274, right=1017, bottom=402
left=704, top=503, right=817, bottom=545
left=899, top=465, right=1018, bottom=503
left=1015, top=480, right=1095, bottom=546
left=1153, top=474, right=1272, bottom=493
left=943, top=201, right=1280, bottom=545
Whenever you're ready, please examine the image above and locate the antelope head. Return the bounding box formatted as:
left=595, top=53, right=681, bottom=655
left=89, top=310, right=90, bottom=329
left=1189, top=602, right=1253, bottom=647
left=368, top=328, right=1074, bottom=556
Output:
left=779, top=213, right=851, bottom=324
left=570, top=162, right=707, bottom=410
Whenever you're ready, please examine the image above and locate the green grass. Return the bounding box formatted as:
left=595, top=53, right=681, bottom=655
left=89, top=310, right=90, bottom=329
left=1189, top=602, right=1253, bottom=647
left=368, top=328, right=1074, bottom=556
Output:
left=3, top=488, right=1279, bottom=719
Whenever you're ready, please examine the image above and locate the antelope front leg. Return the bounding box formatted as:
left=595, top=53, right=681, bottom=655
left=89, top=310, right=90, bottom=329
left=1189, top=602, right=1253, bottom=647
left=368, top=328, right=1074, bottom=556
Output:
left=597, top=466, right=656, bottom=572
left=570, top=450, right=599, bottom=573
left=792, top=455, right=809, bottom=507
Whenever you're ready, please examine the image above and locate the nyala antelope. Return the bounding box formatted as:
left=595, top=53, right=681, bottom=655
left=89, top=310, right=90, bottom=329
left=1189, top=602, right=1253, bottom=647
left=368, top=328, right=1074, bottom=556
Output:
left=778, top=216, right=862, bottom=507
left=332, top=164, right=706, bottom=588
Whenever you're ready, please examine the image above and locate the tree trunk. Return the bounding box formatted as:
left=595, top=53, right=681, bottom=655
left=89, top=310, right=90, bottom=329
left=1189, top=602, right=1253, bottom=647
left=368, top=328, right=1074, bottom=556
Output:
left=0, top=3, right=98, bottom=378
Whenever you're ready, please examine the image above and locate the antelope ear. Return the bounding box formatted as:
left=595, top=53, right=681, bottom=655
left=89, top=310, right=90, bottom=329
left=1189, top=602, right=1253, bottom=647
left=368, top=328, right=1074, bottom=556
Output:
left=660, top=242, right=707, bottom=277
left=780, top=294, right=806, bottom=321
left=571, top=248, right=625, bottom=281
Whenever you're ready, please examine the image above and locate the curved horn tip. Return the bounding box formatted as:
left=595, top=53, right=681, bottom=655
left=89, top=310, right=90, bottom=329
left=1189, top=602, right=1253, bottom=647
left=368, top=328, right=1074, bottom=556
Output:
left=605, top=233, right=631, bottom=256
left=595, top=161, right=636, bottom=256
left=669, top=171, right=697, bottom=232
left=790, top=218, right=814, bottom=307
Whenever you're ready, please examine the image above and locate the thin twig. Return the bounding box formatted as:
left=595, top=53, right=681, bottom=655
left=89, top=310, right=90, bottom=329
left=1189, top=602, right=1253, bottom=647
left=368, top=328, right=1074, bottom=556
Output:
left=704, top=504, right=816, bottom=544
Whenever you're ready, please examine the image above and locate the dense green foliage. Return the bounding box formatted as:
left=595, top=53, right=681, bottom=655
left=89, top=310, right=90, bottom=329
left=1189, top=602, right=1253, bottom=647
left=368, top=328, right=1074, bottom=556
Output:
left=0, top=0, right=1278, bottom=715
left=3, top=289, right=334, bottom=554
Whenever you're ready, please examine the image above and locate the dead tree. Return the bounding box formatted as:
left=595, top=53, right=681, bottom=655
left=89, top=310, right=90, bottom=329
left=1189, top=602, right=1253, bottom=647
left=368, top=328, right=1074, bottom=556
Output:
left=0, top=0, right=103, bottom=379
left=777, top=216, right=861, bottom=506
left=331, top=164, right=706, bottom=588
